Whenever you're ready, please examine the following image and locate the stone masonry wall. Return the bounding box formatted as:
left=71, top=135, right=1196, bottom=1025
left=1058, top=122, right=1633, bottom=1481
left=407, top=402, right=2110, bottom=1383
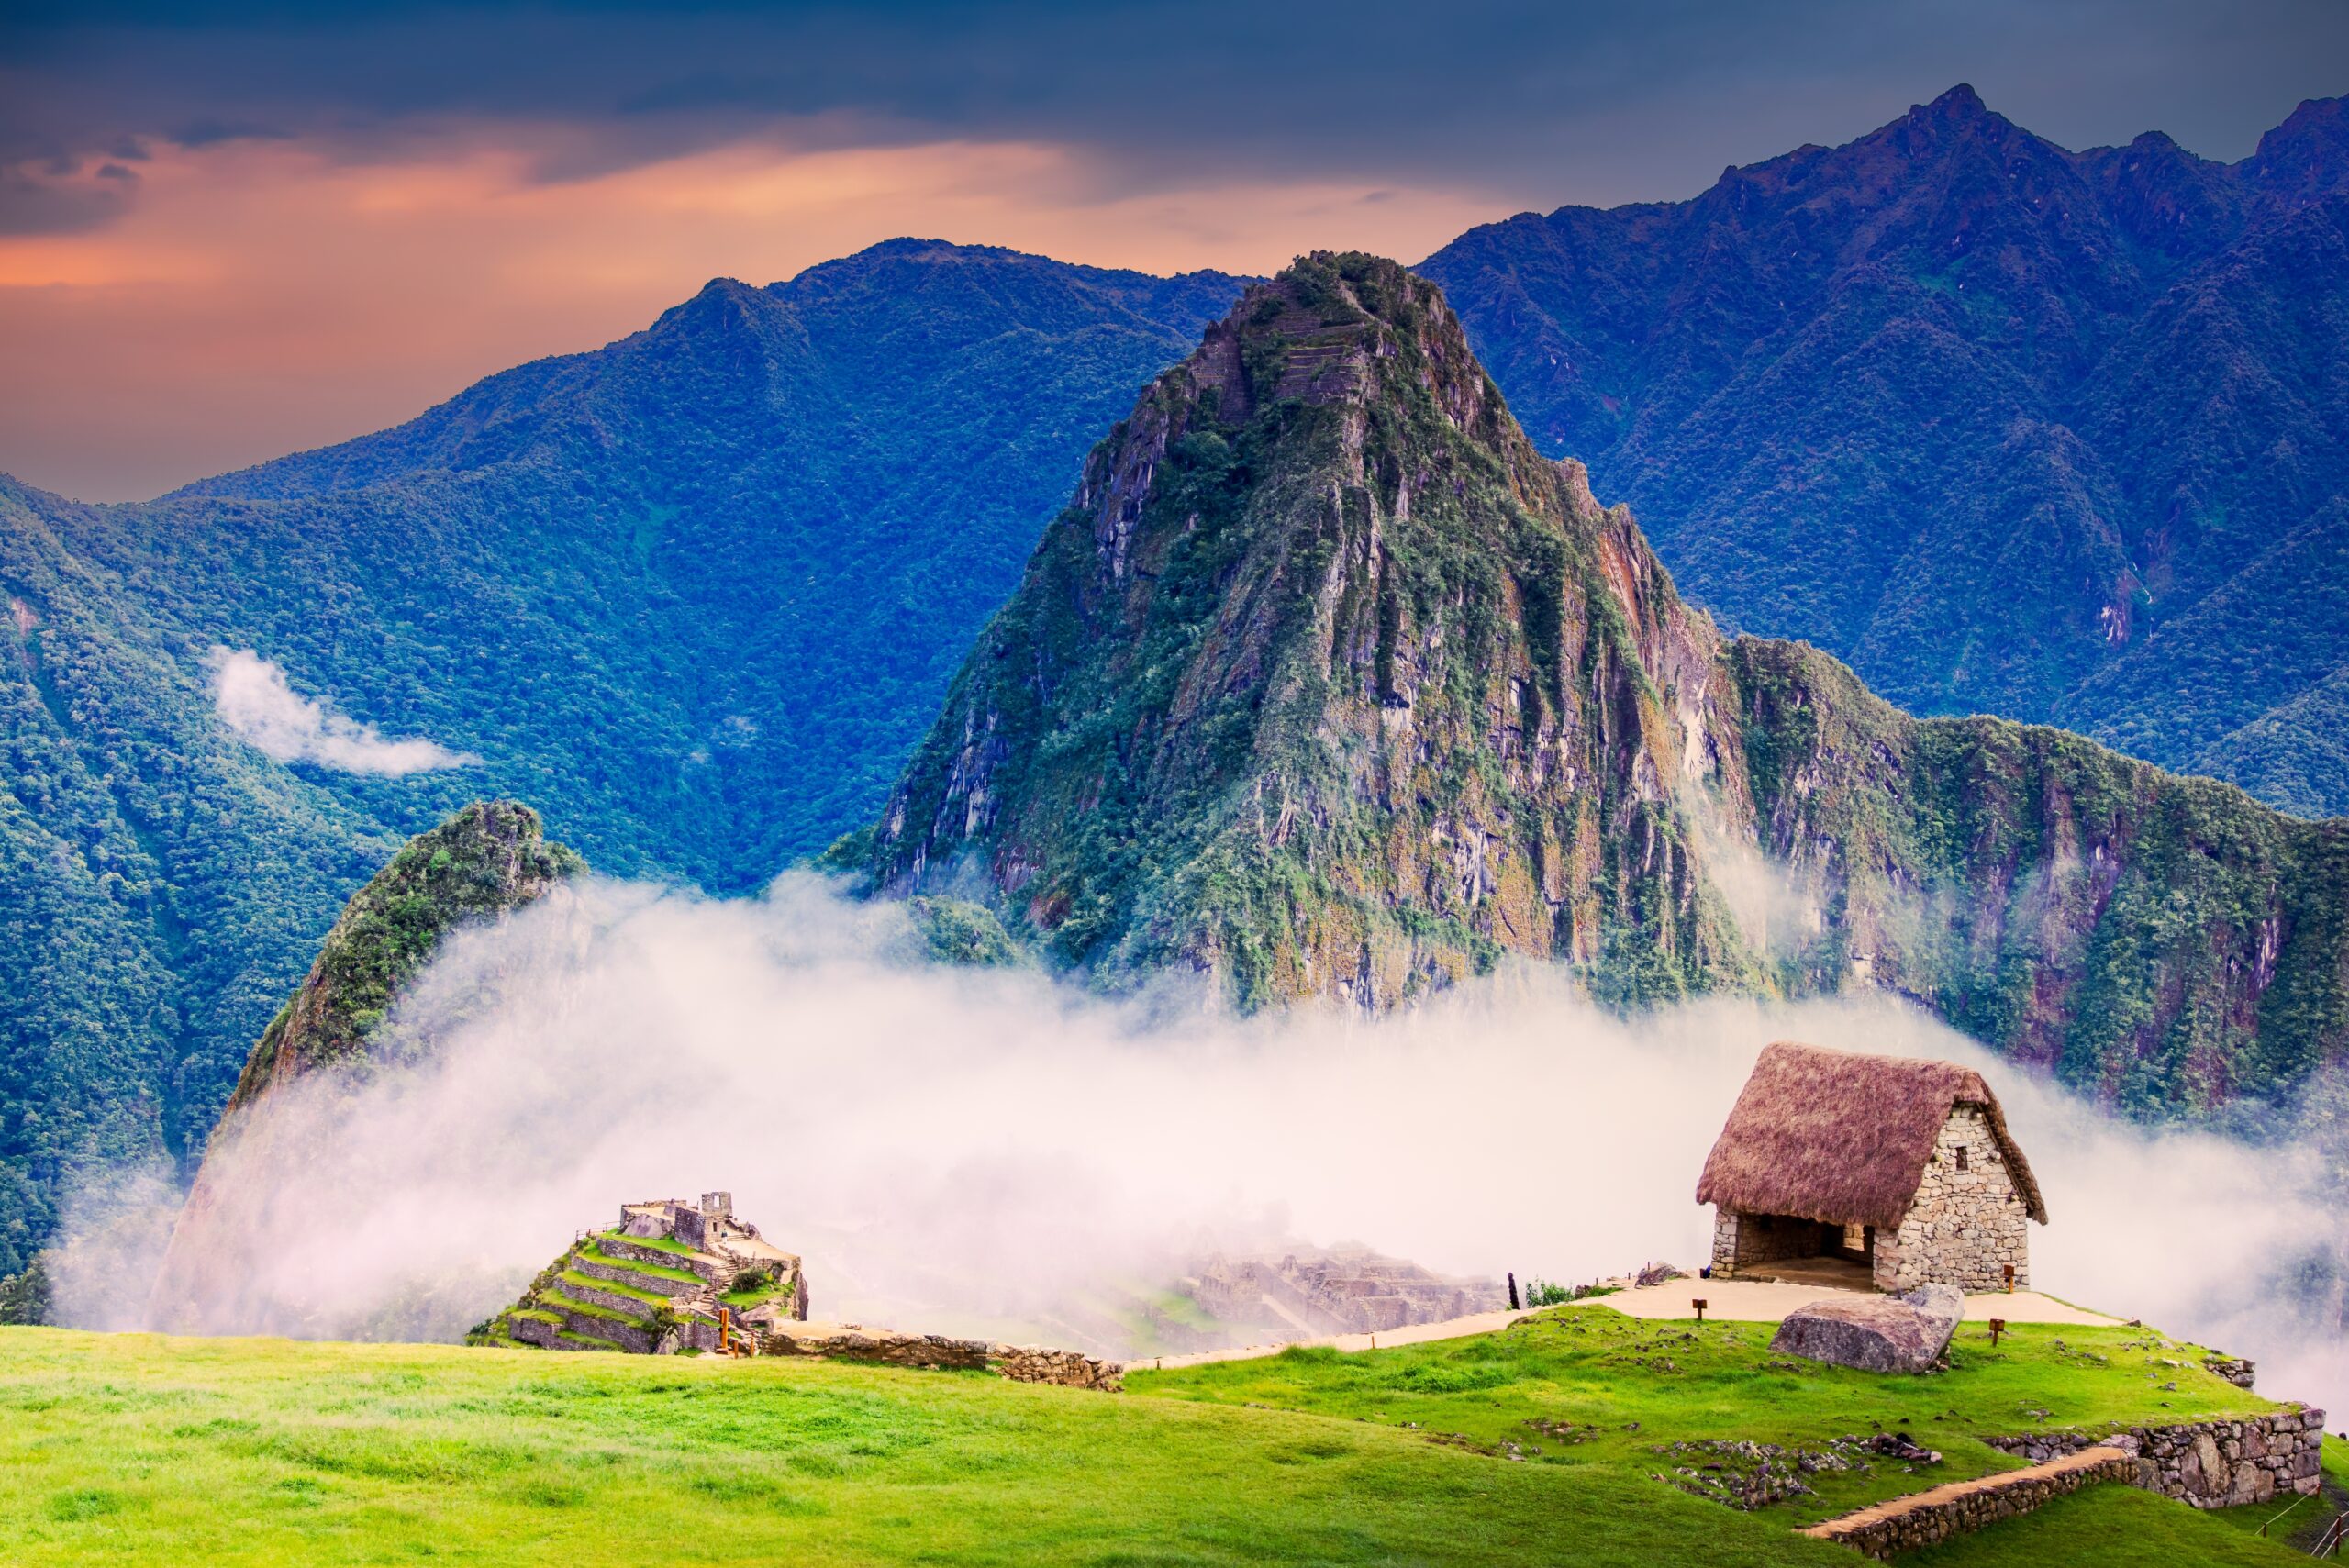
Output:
left=1987, top=1407, right=2327, bottom=1507
left=1876, top=1105, right=2031, bottom=1293
left=1803, top=1445, right=2136, bottom=1559
left=1711, top=1209, right=1830, bottom=1276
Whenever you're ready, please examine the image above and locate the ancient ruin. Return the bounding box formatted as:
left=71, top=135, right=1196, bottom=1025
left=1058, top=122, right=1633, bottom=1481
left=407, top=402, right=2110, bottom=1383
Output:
left=473, top=1192, right=808, bottom=1355
left=1697, top=1042, right=2046, bottom=1293
left=473, top=1193, right=1128, bottom=1389
left=1185, top=1246, right=1507, bottom=1339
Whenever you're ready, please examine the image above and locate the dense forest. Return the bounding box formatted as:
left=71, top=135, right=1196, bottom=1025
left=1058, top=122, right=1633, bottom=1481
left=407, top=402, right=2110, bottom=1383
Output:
left=0, top=241, right=1244, bottom=1274
left=1425, top=87, right=2349, bottom=817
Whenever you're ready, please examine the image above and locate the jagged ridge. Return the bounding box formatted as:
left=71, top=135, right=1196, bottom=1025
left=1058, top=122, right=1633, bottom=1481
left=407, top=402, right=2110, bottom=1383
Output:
left=860, top=252, right=2349, bottom=1117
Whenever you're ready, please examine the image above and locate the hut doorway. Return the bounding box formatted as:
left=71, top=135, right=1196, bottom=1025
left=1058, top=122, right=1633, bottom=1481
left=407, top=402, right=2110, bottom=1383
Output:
left=1718, top=1212, right=1876, bottom=1289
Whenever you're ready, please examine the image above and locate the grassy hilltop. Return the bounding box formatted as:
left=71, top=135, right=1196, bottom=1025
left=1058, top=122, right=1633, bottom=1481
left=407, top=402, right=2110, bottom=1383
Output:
left=4, top=1307, right=2340, bottom=1566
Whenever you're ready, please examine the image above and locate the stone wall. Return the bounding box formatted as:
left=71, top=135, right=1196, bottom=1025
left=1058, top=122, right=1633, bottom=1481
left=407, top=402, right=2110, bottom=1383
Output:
left=1987, top=1407, right=2326, bottom=1507
left=996, top=1346, right=1127, bottom=1392
left=1710, top=1209, right=1830, bottom=1276
left=1876, top=1105, right=2031, bottom=1293
left=1803, top=1445, right=2136, bottom=1559
left=757, top=1324, right=1125, bottom=1392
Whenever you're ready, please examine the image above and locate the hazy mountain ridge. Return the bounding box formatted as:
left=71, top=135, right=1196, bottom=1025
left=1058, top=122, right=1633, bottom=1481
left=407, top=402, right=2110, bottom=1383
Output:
left=859, top=253, right=2349, bottom=1118
left=0, top=240, right=1248, bottom=1273
left=1421, top=86, right=2349, bottom=816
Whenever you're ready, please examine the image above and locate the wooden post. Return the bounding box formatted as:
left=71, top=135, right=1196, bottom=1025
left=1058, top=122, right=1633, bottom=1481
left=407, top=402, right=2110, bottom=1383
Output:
left=1987, top=1318, right=2006, bottom=1346
left=2003, top=1263, right=2015, bottom=1294
left=1692, top=1298, right=1708, bottom=1324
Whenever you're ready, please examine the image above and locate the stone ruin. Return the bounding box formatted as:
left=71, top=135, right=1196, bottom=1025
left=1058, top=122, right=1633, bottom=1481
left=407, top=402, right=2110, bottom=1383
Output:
left=475, top=1191, right=809, bottom=1356
left=1185, top=1245, right=1507, bottom=1340
left=473, top=1191, right=1126, bottom=1390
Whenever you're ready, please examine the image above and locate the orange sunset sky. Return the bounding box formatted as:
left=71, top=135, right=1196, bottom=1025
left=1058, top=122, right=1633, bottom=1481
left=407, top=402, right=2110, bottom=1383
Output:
left=5, top=1, right=2343, bottom=501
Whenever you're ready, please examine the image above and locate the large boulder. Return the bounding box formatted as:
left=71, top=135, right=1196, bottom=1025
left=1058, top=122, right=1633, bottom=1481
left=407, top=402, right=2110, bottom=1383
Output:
left=1770, top=1284, right=1965, bottom=1373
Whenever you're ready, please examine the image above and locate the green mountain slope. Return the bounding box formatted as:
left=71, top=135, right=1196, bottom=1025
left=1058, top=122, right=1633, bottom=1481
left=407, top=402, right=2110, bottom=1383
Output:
left=0, top=240, right=1243, bottom=1272
left=145, top=801, right=579, bottom=1335
left=858, top=253, right=2349, bottom=1116
left=1420, top=89, right=2349, bottom=817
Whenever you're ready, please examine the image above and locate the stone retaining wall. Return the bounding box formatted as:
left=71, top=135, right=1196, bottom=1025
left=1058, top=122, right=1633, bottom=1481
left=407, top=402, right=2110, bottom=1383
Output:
left=1802, top=1446, right=2134, bottom=1558
left=757, top=1325, right=1124, bottom=1391
left=997, top=1346, right=1126, bottom=1392
left=1986, top=1406, right=2326, bottom=1507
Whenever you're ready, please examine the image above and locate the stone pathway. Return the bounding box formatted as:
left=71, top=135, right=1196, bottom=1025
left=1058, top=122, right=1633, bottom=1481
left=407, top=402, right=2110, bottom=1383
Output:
left=1592, top=1279, right=2121, bottom=1327
left=1135, top=1283, right=2118, bottom=1372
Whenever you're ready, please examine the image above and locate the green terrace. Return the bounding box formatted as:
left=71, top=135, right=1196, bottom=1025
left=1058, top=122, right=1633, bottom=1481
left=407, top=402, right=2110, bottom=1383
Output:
left=599, top=1230, right=703, bottom=1260
left=573, top=1245, right=699, bottom=1286
left=533, top=1291, right=655, bottom=1329
left=556, top=1270, right=673, bottom=1310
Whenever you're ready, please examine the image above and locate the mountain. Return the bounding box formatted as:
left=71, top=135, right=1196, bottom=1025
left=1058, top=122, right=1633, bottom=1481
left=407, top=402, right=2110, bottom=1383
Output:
left=1419, top=87, right=2349, bottom=817
left=0, top=239, right=1246, bottom=1273
left=855, top=252, right=2349, bottom=1118
left=146, top=801, right=579, bottom=1334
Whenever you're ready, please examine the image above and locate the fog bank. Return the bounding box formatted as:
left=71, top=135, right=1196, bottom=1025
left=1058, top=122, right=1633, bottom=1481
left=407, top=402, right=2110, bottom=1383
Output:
left=58, top=874, right=2346, bottom=1414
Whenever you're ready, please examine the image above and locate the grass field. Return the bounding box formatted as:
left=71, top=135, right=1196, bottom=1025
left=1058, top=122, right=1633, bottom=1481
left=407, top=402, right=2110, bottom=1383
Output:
left=1, top=1307, right=2333, bottom=1566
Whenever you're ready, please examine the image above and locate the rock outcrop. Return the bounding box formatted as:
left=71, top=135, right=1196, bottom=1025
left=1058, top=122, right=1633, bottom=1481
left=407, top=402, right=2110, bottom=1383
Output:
left=1770, top=1284, right=1965, bottom=1373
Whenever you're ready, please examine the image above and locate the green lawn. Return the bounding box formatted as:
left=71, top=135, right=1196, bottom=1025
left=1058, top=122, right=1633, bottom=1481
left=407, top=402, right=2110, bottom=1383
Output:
left=1133, top=1307, right=2284, bottom=1529
left=0, top=1326, right=1854, bottom=1567
left=0, top=1308, right=2328, bottom=1567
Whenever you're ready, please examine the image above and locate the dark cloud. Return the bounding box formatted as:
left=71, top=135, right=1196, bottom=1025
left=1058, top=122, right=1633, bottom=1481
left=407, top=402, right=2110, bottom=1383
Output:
left=1, top=0, right=2343, bottom=233
left=0, top=163, right=134, bottom=235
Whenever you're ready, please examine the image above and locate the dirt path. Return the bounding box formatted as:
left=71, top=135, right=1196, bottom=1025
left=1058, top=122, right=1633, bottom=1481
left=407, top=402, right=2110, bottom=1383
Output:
left=1135, top=1284, right=2121, bottom=1372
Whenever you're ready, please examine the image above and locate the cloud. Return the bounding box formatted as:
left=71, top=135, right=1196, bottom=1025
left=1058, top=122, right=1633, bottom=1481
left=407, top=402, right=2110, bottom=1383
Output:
left=66, top=873, right=2345, bottom=1418
left=5, top=3, right=2343, bottom=498
left=207, top=646, right=476, bottom=774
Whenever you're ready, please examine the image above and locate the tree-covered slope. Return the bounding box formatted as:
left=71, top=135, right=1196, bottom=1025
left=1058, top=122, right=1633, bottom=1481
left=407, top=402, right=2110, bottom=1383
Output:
left=1421, top=87, right=2349, bottom=817
left=146, top=802, right=580, bottom=1335
left=0, top=240, right=1245, bottom=1272
left=857, top=253, right=2349, bottom=1117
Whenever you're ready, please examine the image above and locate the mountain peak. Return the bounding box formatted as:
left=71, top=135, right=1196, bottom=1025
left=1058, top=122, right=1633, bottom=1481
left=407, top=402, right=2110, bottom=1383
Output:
left=2246, top=95, right=2349, bottom=206
left=1922, top=82, right=1989, bottom=120
left=863, top=253, right=1745, bottom=1006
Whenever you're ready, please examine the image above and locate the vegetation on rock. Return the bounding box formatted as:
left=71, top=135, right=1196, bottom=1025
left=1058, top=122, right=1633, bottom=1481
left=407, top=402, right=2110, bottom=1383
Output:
left=860, top=252, right=2349, bottom=1116
left=0, top=240, right=1244, bottom=1270
left=1423, top=87, right=2349, bottom=818
left=144, top=802, right=579, bottom=1333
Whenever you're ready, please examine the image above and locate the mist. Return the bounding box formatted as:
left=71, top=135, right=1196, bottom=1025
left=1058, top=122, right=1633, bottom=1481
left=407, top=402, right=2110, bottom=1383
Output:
left=208, top=646, right=477, bottom=774
left=59, top=873, right=2347, bottom=1416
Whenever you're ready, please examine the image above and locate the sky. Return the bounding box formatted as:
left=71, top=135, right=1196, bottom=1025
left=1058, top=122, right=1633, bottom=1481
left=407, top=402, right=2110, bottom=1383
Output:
left=2, top=0, right=2344, bottom=501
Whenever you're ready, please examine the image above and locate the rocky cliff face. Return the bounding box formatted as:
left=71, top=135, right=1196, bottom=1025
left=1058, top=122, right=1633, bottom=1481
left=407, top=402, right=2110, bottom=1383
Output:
left=863, top=253, right=1764, bottom=1008
left=147, top=801, right=580, bottom=1331
left=861, top=254, right=2349, bottom=1116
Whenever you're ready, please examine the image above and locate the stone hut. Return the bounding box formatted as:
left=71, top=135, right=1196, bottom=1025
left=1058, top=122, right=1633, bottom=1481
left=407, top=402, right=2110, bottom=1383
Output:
left=1695, top=1042, right=2046, bottom=1293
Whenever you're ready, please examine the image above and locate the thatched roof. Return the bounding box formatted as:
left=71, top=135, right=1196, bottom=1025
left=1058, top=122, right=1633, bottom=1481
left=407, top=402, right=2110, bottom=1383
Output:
left=1695, top=1042, right=2047, bottom=1231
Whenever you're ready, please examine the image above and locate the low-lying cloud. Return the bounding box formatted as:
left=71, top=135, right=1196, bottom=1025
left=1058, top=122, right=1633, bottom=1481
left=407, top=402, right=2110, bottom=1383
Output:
left=208, top=646, right=476, bottom=775
left=60, top=873, right=2348, bottom=1417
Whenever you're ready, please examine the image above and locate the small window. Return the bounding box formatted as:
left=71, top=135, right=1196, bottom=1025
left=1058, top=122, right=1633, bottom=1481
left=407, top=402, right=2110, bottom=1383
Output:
left=1955, top=1147, right=1969, bottom=1172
